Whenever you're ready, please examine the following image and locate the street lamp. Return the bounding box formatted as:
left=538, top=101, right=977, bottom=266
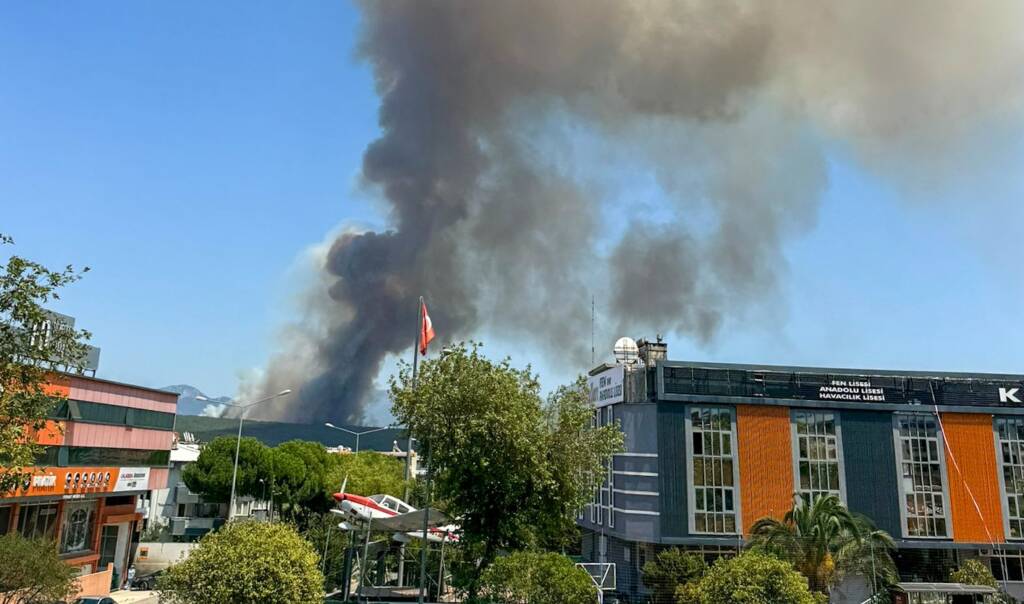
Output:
left=198, top=389, right=292, bottom=521
left=323, top=422, right=391, bottom=453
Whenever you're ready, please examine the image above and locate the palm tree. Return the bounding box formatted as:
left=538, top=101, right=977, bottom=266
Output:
left=748, top=494, right=896, bottom=596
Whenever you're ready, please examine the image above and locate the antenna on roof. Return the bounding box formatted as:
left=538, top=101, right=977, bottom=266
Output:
left=591, top=295, right=595, bottom=365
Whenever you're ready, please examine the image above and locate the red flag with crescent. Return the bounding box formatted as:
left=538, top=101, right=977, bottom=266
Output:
left=419, top=302, right=435, bottom=355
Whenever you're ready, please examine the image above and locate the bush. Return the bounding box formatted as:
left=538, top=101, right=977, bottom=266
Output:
left=641, top=548, right=707, bottom=604
left=479, top=551, right=598, bottom=604
left=680, top=551, right=824, bottom=604
left=0, top=533, right=76, bottom=604
left=157, top=521, right=323, bottom=604
left=950, top=559, right=1011, bottom=603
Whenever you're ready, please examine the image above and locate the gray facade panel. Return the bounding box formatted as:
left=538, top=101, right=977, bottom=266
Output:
left=840, top=410, right=902, bottom=538
left=613, top=456, right=659, bottom=474
left=617, top=514, right=659, bottom=543
left=616, top=474, right=660, bottom=493
left=657, top=402, right=689, bottom=539
left=617, top=403, right=659, bottom=454
left=615, top=493, right=660, bottom=513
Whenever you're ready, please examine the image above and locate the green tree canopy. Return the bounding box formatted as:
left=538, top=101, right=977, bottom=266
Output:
left=326, top=450, right=409, bottom=499
left=157, top=521, right=323, bottom=604
left=641, top=548, right=707, bottom=604
left=0, top=533, right=77, bottom=604
left=1, top=234, right=91, bottom=493
left=950, top=559, right=1010, bottom=603
left=181, top=435, right=268, bottom=503
left=748, top=495, right=896, bottom=596
left=390, top=343, right=622, bottom=594
left=269, top=440, right=337, bottom=517
left=479, top=551, right=598, bottom=604
left=678, top=551, right=824, bottom=604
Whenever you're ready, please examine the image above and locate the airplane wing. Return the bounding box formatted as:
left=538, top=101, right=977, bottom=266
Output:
left=372, top=508, right=449, bottom=532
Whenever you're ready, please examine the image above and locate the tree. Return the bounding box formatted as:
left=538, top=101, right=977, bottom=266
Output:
left=157, top=521, right=323, bottom=604
left=950, top=559, right=1011, bottom=603
left=0, top=533, right=77, bottom=604
left=181, top=436, right=268, bottom=503
left=479, top=551, right=598, bottom=604
left=268, top=440, right=337, bottom=519
left=1, top=234, right=91, bottom=493
left=679, top=551, right=824, bottom=604
left=325, top=450, right=409, bottom=500
left=641, top=548, right=707, bottom=604
left=748, top=495, right=896, bottom=596
left=390, top=343, right=623, bottom=595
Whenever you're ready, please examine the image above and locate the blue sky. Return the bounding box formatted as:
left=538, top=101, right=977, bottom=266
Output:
left=2, top=3, right=1022, bottom=406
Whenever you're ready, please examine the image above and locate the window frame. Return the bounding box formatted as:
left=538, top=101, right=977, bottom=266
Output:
left=684, top=405, right=741, bottom=536
left=993, top=416, right=1024, bottom=541
left=790, top=409, right=848, bottom=506
left=605, top=404, right=615, bottom=528
left=891, top=412, right=953, bottom=540
left=60, top=499, right=98, bottom=554
left=17, top=502, right=59, bottom=540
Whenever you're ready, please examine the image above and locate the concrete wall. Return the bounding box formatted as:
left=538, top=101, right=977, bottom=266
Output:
left=135, top=541, right=197, bottom=575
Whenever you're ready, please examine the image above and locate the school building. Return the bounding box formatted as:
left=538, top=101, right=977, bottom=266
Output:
left=579, top=340, right=1024, bottom=603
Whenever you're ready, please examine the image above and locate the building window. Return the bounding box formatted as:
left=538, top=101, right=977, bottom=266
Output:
left=893, top=414, right=951, bottom=538
left=0, top=505, right=12, bottom=535
left=995, top=417, right=1024, bottom=539
left=17, top=503, right=59, bottom=540
left=687, top=406, right=739, bottom=534
left=792, top=410, right=845, bottom=506
left=981, top=550, right=1024, bottom=582
left=60, top=500, right=97, bottom=554
left=605, top=405, right=614, bottom=528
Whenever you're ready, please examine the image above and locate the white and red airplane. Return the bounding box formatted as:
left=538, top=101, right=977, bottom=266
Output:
left=331, top=489, right=459, bottom=543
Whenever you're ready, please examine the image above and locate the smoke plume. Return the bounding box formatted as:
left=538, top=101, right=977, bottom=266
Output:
left=252, top=0, right=1024, bottom=422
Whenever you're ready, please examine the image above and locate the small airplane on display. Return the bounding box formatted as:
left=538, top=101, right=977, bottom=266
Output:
left=331, top=485, right=459, bottom=543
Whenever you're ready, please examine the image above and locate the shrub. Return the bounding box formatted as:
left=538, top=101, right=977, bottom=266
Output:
left=157, top=521, right=323, bottom=604
left=479, top=551, right=598, bottom=604
left=641, top=548, right=707, bottom=604
left=682, top=551, right=824, bottom=604
left=0, top=533, right=76, bottom=604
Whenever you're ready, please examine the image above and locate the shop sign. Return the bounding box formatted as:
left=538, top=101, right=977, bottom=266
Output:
left=113, top=467, right=150, bottom=492
left=589, top=365, right=624, bottom=407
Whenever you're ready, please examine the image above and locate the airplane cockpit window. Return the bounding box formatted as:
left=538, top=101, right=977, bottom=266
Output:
left=380, top=496, right=399, bottom=511
left=395, top=502, right=412, bottom=514
left=369, top=494, right=386, bottom=504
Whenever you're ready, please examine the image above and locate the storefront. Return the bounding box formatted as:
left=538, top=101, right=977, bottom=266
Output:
left=1, top=467, right=153, bottom=582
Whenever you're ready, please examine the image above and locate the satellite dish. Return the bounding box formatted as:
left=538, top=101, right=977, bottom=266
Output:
left=613, top=337, right=639, bottom=364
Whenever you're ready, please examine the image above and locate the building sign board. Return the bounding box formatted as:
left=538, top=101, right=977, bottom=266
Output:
left=2, top=466, right=144, bottom=498
left=114, top=467, right=150, bottom=492
left=589, top=365, right=624, bottom=407
left=661, top=365, right=1024, bottom=408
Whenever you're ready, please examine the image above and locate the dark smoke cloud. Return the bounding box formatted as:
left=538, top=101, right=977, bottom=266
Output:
left=250, top=0, right=1024, bottom=422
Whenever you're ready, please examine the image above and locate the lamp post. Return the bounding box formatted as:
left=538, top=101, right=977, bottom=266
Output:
left=199, top=389, right=292, bottom=521
left=323, top=422, right=391, bottom=453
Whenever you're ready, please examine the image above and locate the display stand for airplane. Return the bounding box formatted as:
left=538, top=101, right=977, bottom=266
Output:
left=329, top=483, right=458, bottom=601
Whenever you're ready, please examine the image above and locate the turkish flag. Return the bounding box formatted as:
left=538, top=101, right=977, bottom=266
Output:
left=420, top=301, right=435, bottom=355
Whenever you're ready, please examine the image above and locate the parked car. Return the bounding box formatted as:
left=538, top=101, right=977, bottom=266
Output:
left=130, top=569, right=163, bottom=590
left=74, top=598, right=116, bottom=604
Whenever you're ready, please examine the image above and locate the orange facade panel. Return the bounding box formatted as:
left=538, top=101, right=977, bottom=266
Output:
left=940, top=413, right=1004, bottom=544
left=737, top=404, right=794, bottom=535
left=34, top=420, right=65, bottom=446
left=43, top=376, right=71, bottom=398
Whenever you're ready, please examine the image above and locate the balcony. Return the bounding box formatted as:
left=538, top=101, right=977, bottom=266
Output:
left=170, top=516, right=222, bottom=538
left=175, top=483, right=199, bottom=504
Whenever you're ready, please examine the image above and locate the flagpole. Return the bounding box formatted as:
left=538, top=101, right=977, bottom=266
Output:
left=405, top=297, right=422, bottom=500
left=414, top=296, right=433, bottom=604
